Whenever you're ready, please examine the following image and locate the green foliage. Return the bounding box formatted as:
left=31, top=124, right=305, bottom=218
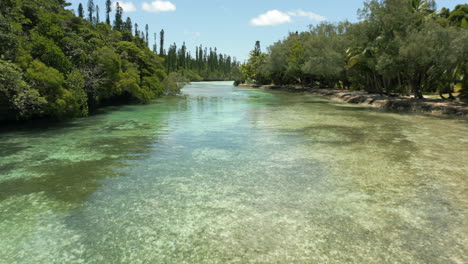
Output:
left=95, top=47, right=122, bottom=99
left=286, top=39, right=305, bottom=84
left=0, top=14, right=18, bottom=60
left=117, top=65, right=150, bottom=102
left=26, top=59, right=73, bottom=119
left=65, top=69, right=89, bottom=117
left=448, top=4, right=468, bottom=28
left=164, top=72, right=188, bottom=95
left=35, top=12, right=65, bottom=42
left=0, top=60, right=46, bottom=119
left=239, top=42, right=270, bottom=84
left=30, top=33, right=72, bottom=73
left=142, top=75, right=165, bottom=97
left=27, top=60, right=64, bottom=97
left=179, top=69, right=203, bottom=82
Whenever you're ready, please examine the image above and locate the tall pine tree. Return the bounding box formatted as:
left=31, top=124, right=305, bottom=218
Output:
left=78, top=3, right=84, bottom=18
left=159, top=29, right=165, bottom=56
left=113, top=2, right=123, bottom=31
left=253, top=41, right=261, bottom=56
left=87, top=0, right=94, bottom=22
left=105, top=0, right=112, bottom=25
left=95, top=5, right=100, bottom=23
left=153, top=33, right=158, bottom=53
left=145, top=24, right=149, bottom=44
left=125, top=17, right=132, bottom=33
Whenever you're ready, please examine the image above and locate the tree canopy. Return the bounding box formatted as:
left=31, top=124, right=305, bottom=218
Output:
left=238, top=1, right=468, bottom=102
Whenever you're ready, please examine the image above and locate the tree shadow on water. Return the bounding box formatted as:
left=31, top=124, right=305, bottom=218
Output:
left=0, top=135, right=156, bottom=205
left=0, top=159, right=123, bottom=204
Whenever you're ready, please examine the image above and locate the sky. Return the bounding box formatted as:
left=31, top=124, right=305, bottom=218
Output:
left=68, top=0, right=465, bottom=62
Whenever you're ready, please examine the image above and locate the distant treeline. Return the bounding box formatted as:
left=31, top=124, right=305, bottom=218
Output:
left=165, top=42, right=241, bottom=82
left=77, top=0, right=241, bottom=81
left=238, top=0, right=468, bottom=101
left=0, top=0, right=240, bottom=122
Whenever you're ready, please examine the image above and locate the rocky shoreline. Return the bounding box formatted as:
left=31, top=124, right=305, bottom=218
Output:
left=238, top=84, right=468, bottom=118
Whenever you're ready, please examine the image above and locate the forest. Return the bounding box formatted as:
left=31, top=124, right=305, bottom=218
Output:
left=238, top=0, right=468, bottom=102
left=0, top=0, right=240, bottom=122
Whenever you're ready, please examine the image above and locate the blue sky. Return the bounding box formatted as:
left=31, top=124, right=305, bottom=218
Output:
left=68, top=0, right=465, bottom=62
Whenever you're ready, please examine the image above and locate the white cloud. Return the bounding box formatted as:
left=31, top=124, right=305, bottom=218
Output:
left=288, top=10, right=326, bottom=22
left=250, top=10, right=292, bottom=26
left=250, top=9, right=326, bottom=26
left=142, top=0, right=176, bottom=13
left=114, top=1, right=137, bottom=12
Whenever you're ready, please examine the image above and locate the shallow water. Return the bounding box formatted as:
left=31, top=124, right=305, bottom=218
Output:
left=0, top=81, right=467, bottom=263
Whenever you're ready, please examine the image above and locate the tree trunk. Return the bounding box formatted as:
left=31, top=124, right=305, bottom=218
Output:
left=439, top=91, right=446, bottom=99
left=414, top=87, right=424, bottom=99
left=411, top=81, right=424, bottom=99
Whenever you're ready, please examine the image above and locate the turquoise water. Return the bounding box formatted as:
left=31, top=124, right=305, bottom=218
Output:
left=0, top=81, right=467, bottom=263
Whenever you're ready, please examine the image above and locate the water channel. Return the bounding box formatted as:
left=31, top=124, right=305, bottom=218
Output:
left=0, top=81, right=467, bottom=263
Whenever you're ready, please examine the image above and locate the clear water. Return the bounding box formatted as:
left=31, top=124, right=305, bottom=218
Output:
left=0, top=81, right=467, bottom=263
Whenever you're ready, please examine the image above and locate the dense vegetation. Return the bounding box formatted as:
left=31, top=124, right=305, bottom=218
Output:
left=238, top=0, right=468, bottom=102
left=0, top=0, right=240, bottom=122
left=164, top=42, right=241, bottom=81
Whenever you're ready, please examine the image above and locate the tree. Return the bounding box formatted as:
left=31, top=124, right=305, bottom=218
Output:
left=0, top=13, right=18, bottom=60
left=78, top=3, right=84, bottom=18
left=153, top=33, right=157, bottom=53
left=105, top=0, right=112, bottom=25
left=145, top=24, right=149, bottom=43
left=0, top=60, right=46, bottom=119
left=65, top=69, right=89, bottom=117
left=438, top=7, right=450, bottom=19
left=30, top=33, right=72, bottom=73
left=113, top=2, right=123, bottom=31
left=26, top=59, right=83, bottom=119
left=448, top=4, right=468, bottom=28
left=134, top=23, right=139, bottom=36
left=159, top=29, right=165, bottom=56
left=253, top=41, right=261, bottom=56
left=117, top=64, right=150, bottom=102
left=95, top=5, right=99, bottom=23
left=125, top=17, right=132, bottom=33
left=87, top=0, right=94, bottom=23
left=164, top=72, right=187, bottom=94
left=452, top=25, right=468, bottom=102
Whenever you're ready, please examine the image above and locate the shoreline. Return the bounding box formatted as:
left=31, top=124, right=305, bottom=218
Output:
left=238, top=84, right=468, bottom=118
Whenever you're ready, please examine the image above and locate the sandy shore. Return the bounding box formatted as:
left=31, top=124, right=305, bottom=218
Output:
left=238, top=84, right=468, bottom=118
